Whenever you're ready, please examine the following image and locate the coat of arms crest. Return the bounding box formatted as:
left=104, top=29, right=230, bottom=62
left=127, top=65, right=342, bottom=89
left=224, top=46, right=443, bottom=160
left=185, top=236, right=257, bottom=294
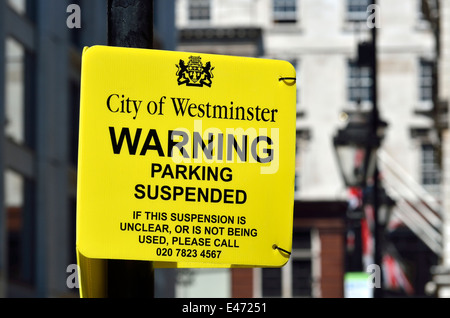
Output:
left=176, top=56, right=214, bottom=87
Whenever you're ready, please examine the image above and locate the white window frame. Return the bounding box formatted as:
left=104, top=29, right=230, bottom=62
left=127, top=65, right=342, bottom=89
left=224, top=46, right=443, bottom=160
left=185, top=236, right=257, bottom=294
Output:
left=188, top=0, right=211, bottom=21
left=347, top=0, right=370, bottom=22
left=347, top=60, right=373, bottom=109
left=421, top=143, right=440, bottom=197
left=273, top=0, right=297, bottom=23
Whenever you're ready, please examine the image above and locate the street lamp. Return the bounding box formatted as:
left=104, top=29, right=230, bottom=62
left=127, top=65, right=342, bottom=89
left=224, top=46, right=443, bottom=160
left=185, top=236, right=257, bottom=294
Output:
left=334, top=109, right=389, bottom=297
left=333, top=110, right=387, bottom=188
left=336, top=0, right=391, bottom=298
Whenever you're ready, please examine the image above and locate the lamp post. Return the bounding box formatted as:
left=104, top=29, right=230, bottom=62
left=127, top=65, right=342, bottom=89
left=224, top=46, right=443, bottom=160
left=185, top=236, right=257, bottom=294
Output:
left=368, top=0, right=384, bottom=298
left=333, top=0, right=387, bottom=298
left=333, top=107, right=387, bottom=297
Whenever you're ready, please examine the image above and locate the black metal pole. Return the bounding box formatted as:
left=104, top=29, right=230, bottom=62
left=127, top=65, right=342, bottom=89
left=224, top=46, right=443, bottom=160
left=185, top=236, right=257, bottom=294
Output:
left=370, top=0, right=383, bottom=298
left=108, top=0, right=154, bottom=48
left=107, top=0, right=154, bottom=298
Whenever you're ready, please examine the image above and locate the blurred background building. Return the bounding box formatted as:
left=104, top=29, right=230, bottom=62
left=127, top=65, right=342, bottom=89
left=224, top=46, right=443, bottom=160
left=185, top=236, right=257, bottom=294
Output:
left=0, top=0, right=175, bottom=298
left=175, top=0, right=447, bottom=298
left=0, top=0, right=108, bottom=297
left=0, top=0, right=449, bottom=298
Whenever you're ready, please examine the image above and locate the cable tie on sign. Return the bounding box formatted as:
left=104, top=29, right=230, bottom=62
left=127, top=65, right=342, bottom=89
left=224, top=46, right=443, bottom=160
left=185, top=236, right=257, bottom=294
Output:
left=272, top=244, right=291, bottom=256
left=278, top=77, right=296, bottom=83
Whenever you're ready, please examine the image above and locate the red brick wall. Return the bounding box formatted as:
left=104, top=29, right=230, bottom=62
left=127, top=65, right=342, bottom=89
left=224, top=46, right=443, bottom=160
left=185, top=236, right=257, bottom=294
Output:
left=320, top=228, right=345, bottom=298
left=231, top=268, right=253, bottom=298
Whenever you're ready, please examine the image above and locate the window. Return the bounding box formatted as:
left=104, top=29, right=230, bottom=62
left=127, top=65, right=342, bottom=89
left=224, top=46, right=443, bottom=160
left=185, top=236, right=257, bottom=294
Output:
left=291, top=228, right=312, bottom=297
left=347, top=0, right=370, bottom=22
left=189, top=0, right=210, bottom=21
left=5, top=37, right=26, bottom=145
left=292, top=259, right=312, bottom=297
left=419, top=59, right=434, bottom=102
left=273, top=0, right=297, bottom=23
left=262, top=268, right=282, bottom=297
left=261, top=228, right=315, bottom=297
left=5, top=36, right=35, bottom=148
left=5, top=169, right=36, bottom=286
left=421, top=144, right=440, bottom=195
left=348, top=61, right=373, bottom=104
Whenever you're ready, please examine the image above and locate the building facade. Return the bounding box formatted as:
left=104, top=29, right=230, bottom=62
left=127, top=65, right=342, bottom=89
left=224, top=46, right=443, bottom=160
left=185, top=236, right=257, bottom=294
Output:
left=431, top=0, right=450, bottom=298
left=0, top=0, right=110, bottom=298
left=176, top=0, right=442, bottom=298
left=0, top=0, right=177, bottom=298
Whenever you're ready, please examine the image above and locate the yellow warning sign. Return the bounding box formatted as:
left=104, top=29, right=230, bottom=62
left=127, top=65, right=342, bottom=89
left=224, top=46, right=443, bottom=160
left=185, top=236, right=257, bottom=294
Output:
left=77, top=46, right=296, bottom=267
